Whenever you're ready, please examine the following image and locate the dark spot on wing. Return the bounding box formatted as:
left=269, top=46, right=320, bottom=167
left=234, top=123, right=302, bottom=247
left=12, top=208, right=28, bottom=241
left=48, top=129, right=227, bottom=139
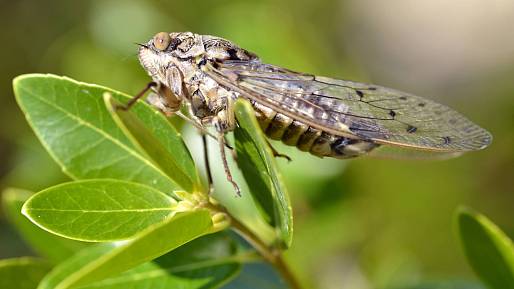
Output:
left=418, top=102, right=426, bottom=107
left=389, top=110, right=396, bottom=118
left=406, top=125, right=417, bottom=133
left=442, top=136, right=451, bottom=145
left=356, top=90, right=364, bottom=98
left=399, top=96, right=407, bottom=100
left=368, top=87, right=377, bottom=90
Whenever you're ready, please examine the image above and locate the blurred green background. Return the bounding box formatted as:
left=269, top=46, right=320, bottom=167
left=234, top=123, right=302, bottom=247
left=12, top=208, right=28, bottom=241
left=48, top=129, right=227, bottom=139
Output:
left=0, top=0, right=513, bottom=288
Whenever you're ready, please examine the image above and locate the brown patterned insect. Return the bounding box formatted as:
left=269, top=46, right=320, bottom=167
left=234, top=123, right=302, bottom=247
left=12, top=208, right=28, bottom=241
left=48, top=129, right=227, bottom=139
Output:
left=128, top=31, right=492, bottom=194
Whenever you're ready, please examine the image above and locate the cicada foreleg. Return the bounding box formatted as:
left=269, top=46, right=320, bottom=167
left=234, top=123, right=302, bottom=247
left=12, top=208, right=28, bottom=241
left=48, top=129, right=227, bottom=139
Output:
left=116, top=81, right=158, bottom=111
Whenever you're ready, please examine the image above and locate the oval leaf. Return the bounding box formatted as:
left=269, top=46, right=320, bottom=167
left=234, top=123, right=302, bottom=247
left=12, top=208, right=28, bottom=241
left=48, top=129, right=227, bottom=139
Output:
left=234, top=98, right=293, bottom=248
left=39, top=210, right=214, bottom=289
left=456, top=207, right=514, bottom=289
left=0, top=257, right=52, bottom=289
left=13, top=74, right=180, bottom=193
left=42, top=233, right=241, bottom=289
left=104, top=93, right=202, bottom=194
left=2, top=188, right=87, bottom=263
left=38, top=244, right=113, bottom=289
left=22, top=179, right=177, bottom=241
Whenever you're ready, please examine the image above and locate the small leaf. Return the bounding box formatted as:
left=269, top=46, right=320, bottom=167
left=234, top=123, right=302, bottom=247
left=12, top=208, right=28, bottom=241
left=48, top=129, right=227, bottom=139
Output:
left=456, top=207, right=514, bottom=289
left=71, top=233, right=240, bottom=289
left=2, top=188, right=87, bottom=263
left=39, top=210, right=213, bottom=289
left=13, top=74, right=180, bottom=193
left=22, top=179, right=177, bottom=242
left=0, top=257, right=52, bottom=289
left=104, top=92, right=202, bottom=194
left=38, top=244, right=113, bottom=289
left=39, top=233, right=240, bottom=289
left=233, top=98, right=293, bottom=248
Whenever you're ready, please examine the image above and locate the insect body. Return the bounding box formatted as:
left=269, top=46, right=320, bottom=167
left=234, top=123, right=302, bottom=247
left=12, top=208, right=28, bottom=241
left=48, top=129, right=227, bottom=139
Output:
left=137, top=32, right=491, bottom=160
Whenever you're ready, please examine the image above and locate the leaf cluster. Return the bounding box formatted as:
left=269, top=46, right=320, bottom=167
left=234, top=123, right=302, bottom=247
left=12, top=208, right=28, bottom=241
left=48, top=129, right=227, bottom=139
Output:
left=2, top=74, right=292, bottom=289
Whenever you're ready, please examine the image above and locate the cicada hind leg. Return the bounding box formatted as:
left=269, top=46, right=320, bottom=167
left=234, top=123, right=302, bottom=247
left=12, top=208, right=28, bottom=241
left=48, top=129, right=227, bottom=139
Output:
left=213, top=120, right=242, bottom=197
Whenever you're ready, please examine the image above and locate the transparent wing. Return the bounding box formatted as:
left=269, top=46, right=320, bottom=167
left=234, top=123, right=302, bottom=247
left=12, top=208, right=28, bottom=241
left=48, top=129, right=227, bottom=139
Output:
left=205, top=60, right=492, bottom=153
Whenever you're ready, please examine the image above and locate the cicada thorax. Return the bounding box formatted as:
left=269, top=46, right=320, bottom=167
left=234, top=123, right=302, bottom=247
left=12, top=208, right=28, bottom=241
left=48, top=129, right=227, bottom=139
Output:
left=250, top=101, right=379, bottom=159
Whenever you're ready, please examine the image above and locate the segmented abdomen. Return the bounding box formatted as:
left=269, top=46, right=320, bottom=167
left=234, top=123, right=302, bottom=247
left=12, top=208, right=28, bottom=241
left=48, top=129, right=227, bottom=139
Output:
left=249, top=101, right=379, bottom=159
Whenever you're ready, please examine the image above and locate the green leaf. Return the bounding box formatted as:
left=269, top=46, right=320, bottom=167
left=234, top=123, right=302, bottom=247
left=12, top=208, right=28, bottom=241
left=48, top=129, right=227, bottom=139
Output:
left=38, top=244, right=113, bottom=289
left=76, top=233, right=240, bottom=289
left=22, top=179, right=177, bottom=242
left=2, top=188, right=87, bottom=263
left=456, top=207, right=514, bottom=289
left=13, top=74, right=180, bottom=193
left=103, top=93, right=202, bottom=194
left=39, top=210, right=213, bottom=289
left=38, top=233, right=240, bottom=289
left=233, top=98, right=293, bottom=248
left=0, top=257, right=52, bottom=289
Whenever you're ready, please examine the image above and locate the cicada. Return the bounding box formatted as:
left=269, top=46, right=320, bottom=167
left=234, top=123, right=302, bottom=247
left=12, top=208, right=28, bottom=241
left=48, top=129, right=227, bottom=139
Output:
left=131, top=32, right=492, bottom=193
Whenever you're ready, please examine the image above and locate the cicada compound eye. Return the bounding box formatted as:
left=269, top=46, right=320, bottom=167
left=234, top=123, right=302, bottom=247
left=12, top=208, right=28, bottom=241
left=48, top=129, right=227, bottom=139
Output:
left=153, top=32, right=171, bottom=51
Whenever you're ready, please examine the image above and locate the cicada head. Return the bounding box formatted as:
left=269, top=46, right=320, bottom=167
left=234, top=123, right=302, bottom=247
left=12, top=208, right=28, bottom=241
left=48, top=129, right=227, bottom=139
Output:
left=138, top=32, right=204, bottom=79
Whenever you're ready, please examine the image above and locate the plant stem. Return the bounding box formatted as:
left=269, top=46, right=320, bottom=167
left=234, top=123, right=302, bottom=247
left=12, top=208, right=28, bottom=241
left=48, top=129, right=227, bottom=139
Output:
left=274, top=254, right=303, bottom=289
left=229, top=216, right=303, bottom=289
